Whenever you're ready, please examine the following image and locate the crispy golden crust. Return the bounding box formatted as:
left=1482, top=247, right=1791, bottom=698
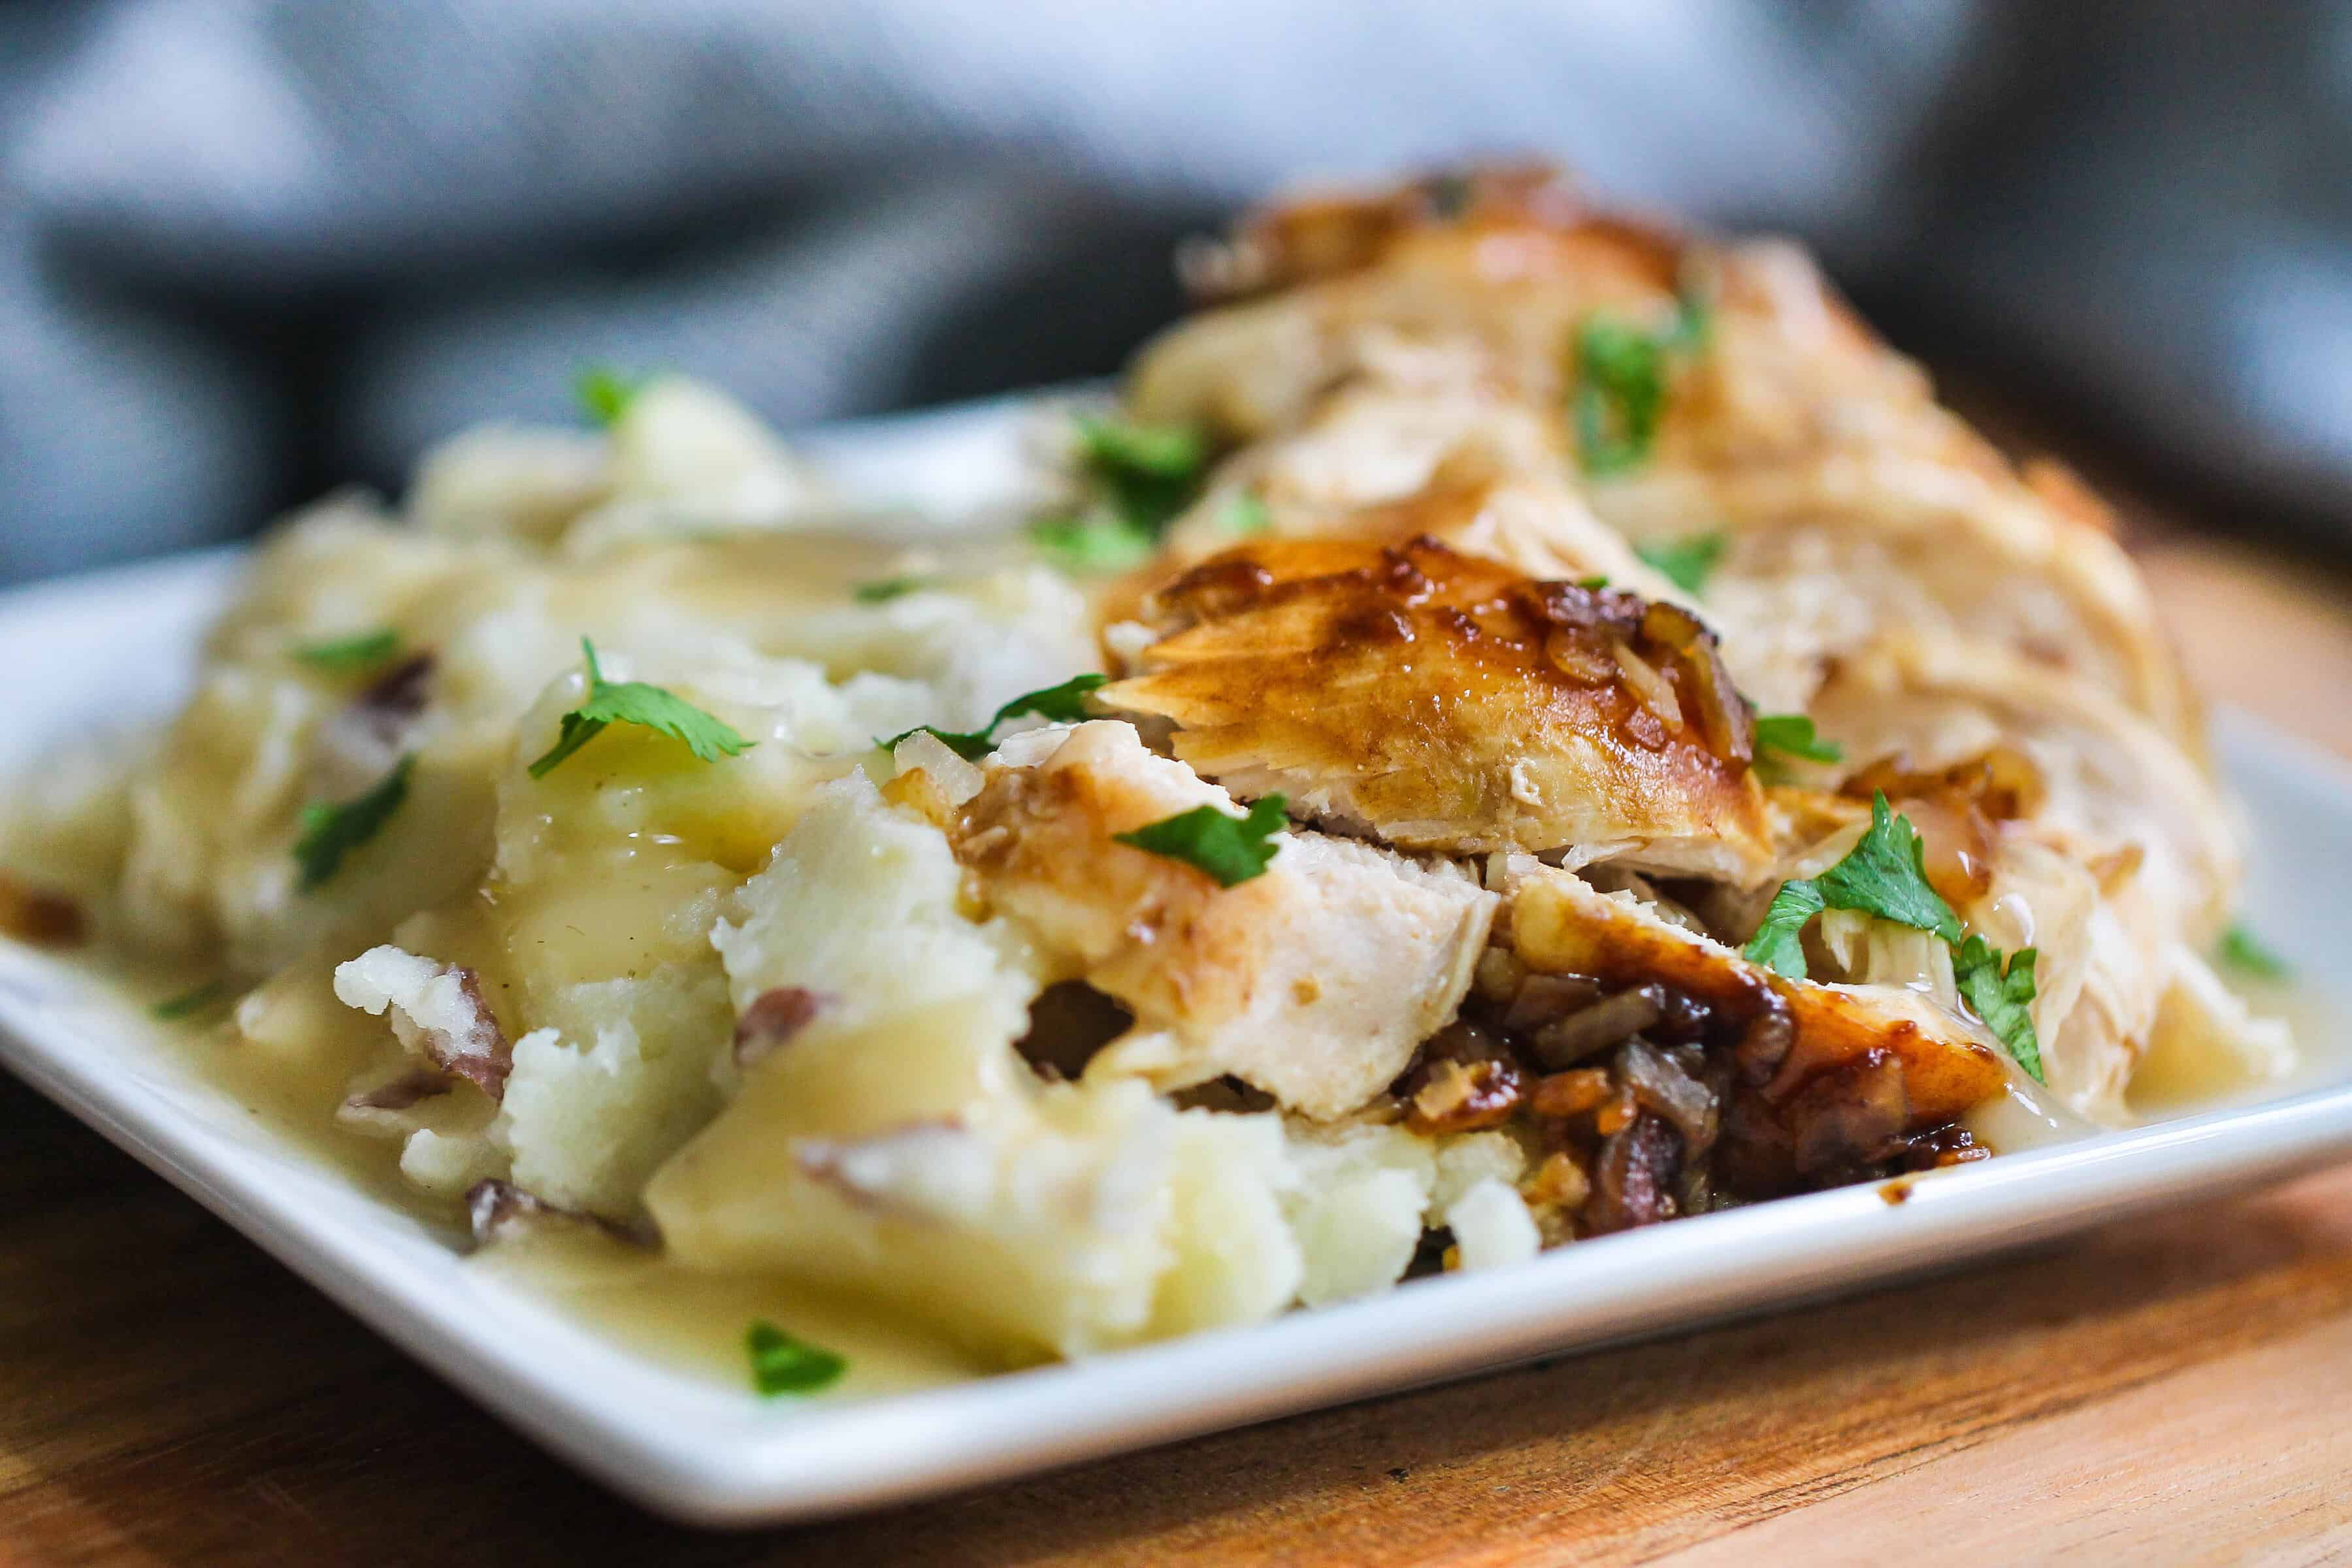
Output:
left=1183, top=165, right=1684, bottom=306
left=1105, top=465, right=1686, bottom=634
left=1129, top=166, right=2197, bottom=745
left=1134, top=171, right=1691, bottom=443
left=1101, top=534, right=1776, bottom=881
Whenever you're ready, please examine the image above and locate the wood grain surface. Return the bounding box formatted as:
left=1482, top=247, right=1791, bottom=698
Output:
left=6, top=434, right=2352, bottom=1566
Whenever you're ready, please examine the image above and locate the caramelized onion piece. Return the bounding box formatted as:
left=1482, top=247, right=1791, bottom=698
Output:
left=1473, top=947, right=1529, bottom=1004
left=1681, top=642, right=1754, bottom=764
left=1543, top=629, right=1616, bottom=684
left=1650, top=987, right=1714, bottom=1045
left=1502, top=972, right=1605, bottom=1034
left=1639, top=600, right=1706, bottom=652
left=1844, top=746, right=2046, bottom=823
left=1528, top=985, right=1664, bottom=1070
left=1529, top=1066, right=1611, bottom=1118
left=1522, top=1150, right=1593, bottom=1213
left=1733, top=992, right=1797, bottom=1086
left=1617, top=1039, right=1719, bottom=1158
left=1609, top=640, right=1682, bottom=730
left=1788, top=1048, right=1911, bottom=1175
left=1584, top=1113, right=1682, bottom=1233
left=1407, top=1056, right=1526, bottom=1134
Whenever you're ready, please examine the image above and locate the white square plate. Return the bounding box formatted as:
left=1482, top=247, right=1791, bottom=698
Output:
left=3, top=398, right=2348, bottom=1527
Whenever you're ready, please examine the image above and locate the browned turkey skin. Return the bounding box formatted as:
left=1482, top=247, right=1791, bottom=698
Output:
left=1103, top=534, right=1776, bottom=881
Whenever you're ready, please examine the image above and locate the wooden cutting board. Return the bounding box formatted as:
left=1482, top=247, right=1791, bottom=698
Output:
left=5, top=436, right=2351, bottom=1566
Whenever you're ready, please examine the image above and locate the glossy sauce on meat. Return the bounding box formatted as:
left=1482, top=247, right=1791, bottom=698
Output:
left=1103, top=534, right=1776, bottom=881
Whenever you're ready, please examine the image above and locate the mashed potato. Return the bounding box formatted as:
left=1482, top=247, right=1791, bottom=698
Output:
left=12, top=373, right=1543, bottom=1369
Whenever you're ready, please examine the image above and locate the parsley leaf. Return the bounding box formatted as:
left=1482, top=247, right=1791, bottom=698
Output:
left=1576, top=574, right=1611, bottom=589
left=883, top=674, right=1108, bottom=761
left=1740, top=799, right=2037, bottom=1081
left=1574, top=319, right=1666, bottom=476
left=1034, top=415, right=1213, bottom=575
left=1753, top=714, right=1844, bottom=765
left=745, top=1320, right=846, bottom=1396
left=576, top=367, right=644, bottom=425
left=1114, top=792, right=1289, bottom=888
left=1954, top=936, right=2044, bottom=1083
left=1742, top=878, right=1825, bottom=979
left=1030, top=512, right=1159, bottom=575
left=882, top=723, right=987, bottom=760
left=1571, top=293, right=1710, bottom=476
left=1078, top=414, right=1204, bottom=482
left=1665, top=291, right=1714, bottom=354
left=852, top=575, right=935, bottom=604
left=292, top=629, right=402, bottom=672
left=1222, top=492, right=1272, bottom=536
left=2218, top=922, right=2290, bottom=979
left=1739, top=794, right=1959, bottom=978
left=152, top=980, right=235, bottom=1022
left=527, top=640, right=754, bottom=779
left=994, top=672, right=1108, bottom=727
left=1425, top=172, right=1476, bottom=220
left=1635, top=532, right=1728, bottom=596
left=1816, top=792, right=1963, bottom=941
left=295, top=755, right=414, bottom=891
left=1078, top=415, right=1206, bottom=532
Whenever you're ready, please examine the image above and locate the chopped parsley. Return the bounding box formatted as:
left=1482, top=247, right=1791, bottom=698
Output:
left=1635, top=532, right=1728, bottom=596
left=983, top=673, right=1105, bottom=726
left=1954, top=936, right=2045, bottom=1083
left=1739, top=793, right=1959, bottom=969
left=1032, top=414, right=1212, bottom=574
left=745, top=1320, right=846, bottom=1396
left=1079, top=414, right=1204, bottom=487
left=1030, top=513, right=1158, bottom=575
left=1114, top=792, right=1288, bottom=888
left=1425, top=172, right=1475, bottom=220
left=294, top=755, right=414, bottom=891
left=1753, top=714, right=1844, bottom=766
left=527, top=639, right=754, bottom=779
left=292, top=629, right=402, bottom=672
left=883, top=674, right=1108, bottom=761
left=152, top=980, right=235, bottom=1022
left=1742, top=879, right=1826, bottom=980
left=851, top=575, right=936, bottom=604
left=2218, top=922, right=2290, bottom=979
left=1817, top=792, right=1963, bottom=941
left=1222, top=492, right=1273, bottom=537
left=1078, top=414, right=1207, bottom=538
left=1740, top=794, right=2044, bottom=1081
left=576, top=366, right=644, bottom=426
left=1571, top=293, right=1710, bottom=476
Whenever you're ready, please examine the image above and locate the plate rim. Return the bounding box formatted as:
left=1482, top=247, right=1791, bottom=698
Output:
left=8, top=951, right=2349, bottom=1526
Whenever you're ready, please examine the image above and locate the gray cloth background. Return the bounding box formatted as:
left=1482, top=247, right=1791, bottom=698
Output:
left=3, top=1, right=2349, bottom=581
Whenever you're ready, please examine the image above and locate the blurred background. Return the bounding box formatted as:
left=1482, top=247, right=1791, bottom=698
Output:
left=4, top=1, right=2352, bottom=582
